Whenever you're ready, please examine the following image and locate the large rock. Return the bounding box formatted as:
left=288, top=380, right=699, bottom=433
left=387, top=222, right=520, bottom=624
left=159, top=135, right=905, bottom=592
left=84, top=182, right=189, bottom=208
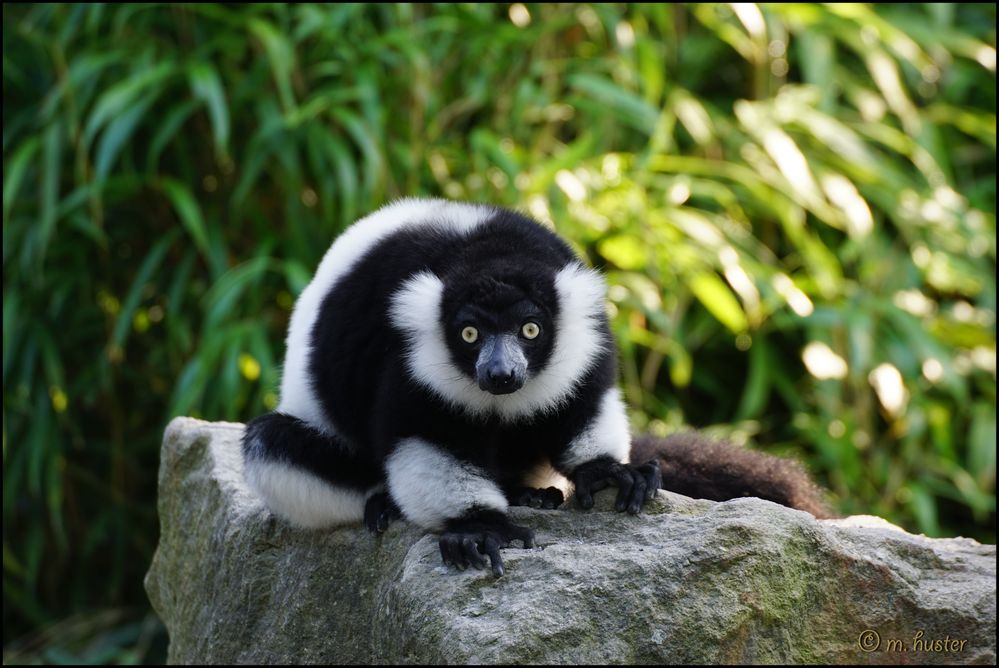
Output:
left=145, top=418, right=996, bottom=664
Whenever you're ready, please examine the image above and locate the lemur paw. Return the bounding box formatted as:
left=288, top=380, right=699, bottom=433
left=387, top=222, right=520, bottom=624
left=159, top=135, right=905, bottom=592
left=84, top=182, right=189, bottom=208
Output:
left=508, top=486, right=565, bottom=510
left=439, top=510, right=535, bottom=577
left=364, top=492, right=402, bottom=533
left=573, top=457, right=662, bottom=514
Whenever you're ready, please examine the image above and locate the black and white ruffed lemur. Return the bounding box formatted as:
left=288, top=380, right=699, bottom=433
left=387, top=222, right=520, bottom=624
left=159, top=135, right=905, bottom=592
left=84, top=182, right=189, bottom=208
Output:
left=242, top=199, right=830, bottom=576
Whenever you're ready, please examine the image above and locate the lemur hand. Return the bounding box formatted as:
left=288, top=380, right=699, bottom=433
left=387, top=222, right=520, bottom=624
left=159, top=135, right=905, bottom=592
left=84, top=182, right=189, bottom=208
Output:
left=439, top=510, right=535, bottom=577
left=573, top=456, right=662, bottom=514
left=507, top=486, right=565, bottom=509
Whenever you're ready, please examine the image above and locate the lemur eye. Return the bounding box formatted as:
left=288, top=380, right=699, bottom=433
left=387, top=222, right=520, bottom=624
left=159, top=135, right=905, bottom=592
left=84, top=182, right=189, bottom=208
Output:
left=461, top=326, right=479, bottom=343
left=521, top=322, right=540, bottom=339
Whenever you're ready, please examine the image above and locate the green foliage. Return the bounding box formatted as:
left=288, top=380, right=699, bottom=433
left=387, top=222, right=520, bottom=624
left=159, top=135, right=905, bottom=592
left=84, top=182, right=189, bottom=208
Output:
left=3, top=2, right=995, bottom=661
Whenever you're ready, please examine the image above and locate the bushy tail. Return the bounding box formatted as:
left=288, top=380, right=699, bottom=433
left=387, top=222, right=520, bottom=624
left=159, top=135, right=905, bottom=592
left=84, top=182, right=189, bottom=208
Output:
left=630, top=432, right=834, bottom=518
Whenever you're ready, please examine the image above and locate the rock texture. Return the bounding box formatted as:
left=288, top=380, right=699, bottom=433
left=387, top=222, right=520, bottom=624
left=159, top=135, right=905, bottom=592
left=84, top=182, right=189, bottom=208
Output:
left=145, top=417, right=996, bottom=664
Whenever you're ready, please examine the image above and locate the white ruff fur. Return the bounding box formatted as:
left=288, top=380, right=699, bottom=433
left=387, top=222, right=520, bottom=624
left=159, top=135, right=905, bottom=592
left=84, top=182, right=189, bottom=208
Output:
left=389, top=263, right=609, bottom=422
left=278, top=198, right=493, bottom=433
left=244, top=458, right=366, bottom=528
left=560, top=387, right=632, bottom=470
left=386, top=438, right=508, bottom=530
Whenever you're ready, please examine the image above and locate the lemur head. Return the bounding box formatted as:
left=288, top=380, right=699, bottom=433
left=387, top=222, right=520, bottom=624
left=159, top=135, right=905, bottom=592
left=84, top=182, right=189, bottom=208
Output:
left=388, top=214, right=611, bottom=422
left=440, top=268, right=558, bottom=395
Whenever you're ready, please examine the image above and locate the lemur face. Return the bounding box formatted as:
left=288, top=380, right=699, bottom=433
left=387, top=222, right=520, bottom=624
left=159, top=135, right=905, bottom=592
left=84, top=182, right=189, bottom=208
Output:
left=390, top=233, right=606, bottom=421
left=446, top=292, right=555, bottom=395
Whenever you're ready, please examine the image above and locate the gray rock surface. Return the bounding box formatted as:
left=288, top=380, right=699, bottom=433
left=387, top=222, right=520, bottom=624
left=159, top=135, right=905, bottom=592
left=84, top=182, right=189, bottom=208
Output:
left=145, top=417, right=996, bottom=664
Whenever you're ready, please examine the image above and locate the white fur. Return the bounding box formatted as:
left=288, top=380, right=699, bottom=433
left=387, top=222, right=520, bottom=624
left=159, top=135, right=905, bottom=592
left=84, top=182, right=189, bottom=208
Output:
left=278, top=198, right=493, bottom=433
left=389, top=262, right=610, bottom=422
left=523, top=460, right=573, bottom=499
left=244, top=458, right=366, bottom=528
left=560, top=387, right=632, bottom=470
left=386, top=438, right=508, bottom=530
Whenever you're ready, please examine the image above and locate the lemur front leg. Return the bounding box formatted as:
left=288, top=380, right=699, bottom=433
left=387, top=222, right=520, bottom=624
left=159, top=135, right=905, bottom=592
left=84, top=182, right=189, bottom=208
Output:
left=439, top=510, right=536, bottom=577
left=572, top=457, right=662, bottom=513
left=557, top=388, right=663, bottom=514
left=385, top=438, right=534, bottom=576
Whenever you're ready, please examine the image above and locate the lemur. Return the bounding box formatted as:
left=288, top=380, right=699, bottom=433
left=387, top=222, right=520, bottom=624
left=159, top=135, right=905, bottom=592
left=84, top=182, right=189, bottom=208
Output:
left=243, top=199, right=829, bottom=576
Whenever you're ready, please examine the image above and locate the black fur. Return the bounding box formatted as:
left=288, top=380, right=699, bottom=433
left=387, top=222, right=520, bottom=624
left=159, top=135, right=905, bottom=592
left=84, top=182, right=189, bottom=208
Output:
left=573, top=456, right=662, bottom=514
left=243, top=412, right=382, bottom=491
left=306, top=210, right=616, bottom=488
left=363, top=492, right=401, bottom=533
left=440, top=508, right=536, bottom=576
left=507, top=486, right=565, bottom=510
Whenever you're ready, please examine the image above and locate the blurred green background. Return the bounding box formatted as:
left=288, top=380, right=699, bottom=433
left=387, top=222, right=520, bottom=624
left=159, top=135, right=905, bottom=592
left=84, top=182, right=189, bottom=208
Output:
left=3, top=2, right=995, bottom=663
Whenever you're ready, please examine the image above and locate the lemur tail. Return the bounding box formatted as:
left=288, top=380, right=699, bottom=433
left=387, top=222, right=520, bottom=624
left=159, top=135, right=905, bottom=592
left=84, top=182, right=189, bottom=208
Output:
left=630, top=432, right=834, bottom=519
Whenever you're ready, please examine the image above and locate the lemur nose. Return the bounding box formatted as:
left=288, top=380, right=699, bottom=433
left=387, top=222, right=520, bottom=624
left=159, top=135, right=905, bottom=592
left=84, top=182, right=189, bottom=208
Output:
left=487, top=366, right=516, bottom=385
left=476, top=335, right=527, bottom=394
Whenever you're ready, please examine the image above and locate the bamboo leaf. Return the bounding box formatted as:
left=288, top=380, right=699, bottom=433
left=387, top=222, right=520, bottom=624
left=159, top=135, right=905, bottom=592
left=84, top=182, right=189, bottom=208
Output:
left=734, top=338, right=771, bottom=420
left=907, top=483, right=941, bottom=536
left=159, top=178, right=210, bottom=260
left=568, top=73, right=659, bottom=135
left=111, top=231, right=177, bottom=349
left=2, top=136, right=40, bottom=225
left=330, top=108, right=382, bottom=198
left=598, top=235, right=647, bottom=271
left=248, top=18, right=297, bottom=114
left=968, top=402, right=996, bottom=486
left=690, top=273, right=749, bottom=334
left=35, top=121, right=63, bottom=268
left=146, top=99, right=199, bottom=171
left=187, top=62, right=230, bottom=156
left=82, top=60, right=176, bottom=150
left=203, top=257, right=277, bottom=328
left=94, top=90, right=158, bottom=180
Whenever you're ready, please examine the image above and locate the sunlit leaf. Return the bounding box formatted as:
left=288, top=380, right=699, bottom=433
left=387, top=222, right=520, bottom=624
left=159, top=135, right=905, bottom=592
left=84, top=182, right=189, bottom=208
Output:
left=690, top=273, right=749, bottom=333
left=598, top=234, right=647, bottom=270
